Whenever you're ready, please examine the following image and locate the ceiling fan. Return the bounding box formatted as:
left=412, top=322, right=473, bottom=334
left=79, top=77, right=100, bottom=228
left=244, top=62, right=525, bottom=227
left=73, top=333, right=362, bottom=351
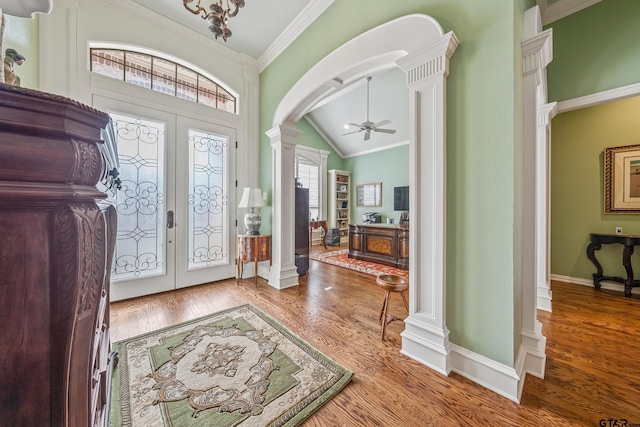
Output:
left=341, top=76, right=396, bottom=141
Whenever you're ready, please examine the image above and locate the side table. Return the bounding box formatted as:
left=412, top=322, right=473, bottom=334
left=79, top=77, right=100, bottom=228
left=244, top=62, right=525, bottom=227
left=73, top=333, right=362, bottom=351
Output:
left=237, top=234, right=272, bottom=287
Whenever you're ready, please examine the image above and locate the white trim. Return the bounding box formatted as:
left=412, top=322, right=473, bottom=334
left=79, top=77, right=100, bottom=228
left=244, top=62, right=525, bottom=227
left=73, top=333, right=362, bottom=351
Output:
left=304, top=115, right=344, bottom=158
left=269, top=15, right=458, bottom=380
left=295, top=144, right=330, bottom=225
left=551, top=274, right=640, bottom=295
left=449, top=344, right=521, bottom=403
left=556, top=82, right=640, bottom=113
left=258, top=0, right=334, bottom=73
left=537, top=0, right=602, bottom=25
left=517, top=4, right=550, bottom=402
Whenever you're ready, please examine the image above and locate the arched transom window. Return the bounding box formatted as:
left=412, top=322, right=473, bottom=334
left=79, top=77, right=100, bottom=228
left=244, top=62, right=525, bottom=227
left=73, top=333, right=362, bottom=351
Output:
left=90, top=48, right=237, bottom=114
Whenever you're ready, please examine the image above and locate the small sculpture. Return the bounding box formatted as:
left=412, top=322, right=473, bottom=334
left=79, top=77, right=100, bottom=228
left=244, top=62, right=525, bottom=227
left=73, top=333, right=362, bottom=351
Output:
left=4, top=48, right=25, bottom=86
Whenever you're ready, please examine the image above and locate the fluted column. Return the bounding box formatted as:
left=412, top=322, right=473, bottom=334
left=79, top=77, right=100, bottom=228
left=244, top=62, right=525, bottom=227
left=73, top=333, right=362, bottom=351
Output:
left=536, top=102, right=557, bottom=312
left=396, top=31, right=459, bottom=375
left=516, top=5, right=552, bottom=398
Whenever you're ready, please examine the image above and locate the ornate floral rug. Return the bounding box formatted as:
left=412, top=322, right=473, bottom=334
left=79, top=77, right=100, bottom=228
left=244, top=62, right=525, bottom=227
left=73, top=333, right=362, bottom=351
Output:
left=110, top=304, right=353, bottom=427
left=310, top=249, right=409, bottom=278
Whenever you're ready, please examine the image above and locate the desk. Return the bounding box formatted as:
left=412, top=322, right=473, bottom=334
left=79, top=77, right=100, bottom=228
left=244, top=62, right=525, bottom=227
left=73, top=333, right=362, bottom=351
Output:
left=237, top=234, right=272, bottom=287
left=349, top=224, right=409, bottom=270
left=587, top=233, right=640, bottom=297
left=309, top=220, right=328, bottom=249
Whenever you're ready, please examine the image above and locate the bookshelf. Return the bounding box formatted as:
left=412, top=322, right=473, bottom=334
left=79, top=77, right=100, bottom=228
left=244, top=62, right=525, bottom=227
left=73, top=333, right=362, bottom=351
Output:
left=328, top=169, right=351, bottom=237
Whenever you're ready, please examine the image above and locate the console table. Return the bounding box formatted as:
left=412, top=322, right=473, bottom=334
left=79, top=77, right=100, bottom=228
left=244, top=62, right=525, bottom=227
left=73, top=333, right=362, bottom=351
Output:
left=237, top=234, right=272, bottom=287
left=586, top=233, right=640, bottom=297
left=348, top=224, right=408, bottom=270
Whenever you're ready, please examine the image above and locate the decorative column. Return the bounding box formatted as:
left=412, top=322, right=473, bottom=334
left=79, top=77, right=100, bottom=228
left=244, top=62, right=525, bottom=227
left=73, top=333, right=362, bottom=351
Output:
left=265, top=124, right=302, bottom=289
left=536, top=102, right=557, bottom=312
left=516, top=5, right=552, bottom=398
left=396, top=31, right=459, bottom=375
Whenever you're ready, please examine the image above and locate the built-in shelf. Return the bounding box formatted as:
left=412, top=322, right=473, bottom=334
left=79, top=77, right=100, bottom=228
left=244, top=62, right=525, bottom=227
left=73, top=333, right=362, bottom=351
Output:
left=328, top=169, right=351, bottom=237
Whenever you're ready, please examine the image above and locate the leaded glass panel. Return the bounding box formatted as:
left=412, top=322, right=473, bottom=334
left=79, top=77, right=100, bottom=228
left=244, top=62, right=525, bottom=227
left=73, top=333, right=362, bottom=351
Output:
left=111, top=113, right=166, bottom=281
left=187, top=129, right=228, bottom=270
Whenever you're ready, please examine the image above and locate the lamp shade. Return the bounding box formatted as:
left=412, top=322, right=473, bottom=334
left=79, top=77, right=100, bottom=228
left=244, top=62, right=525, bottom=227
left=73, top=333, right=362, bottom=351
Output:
left=238, top=187, right=265, bottom=209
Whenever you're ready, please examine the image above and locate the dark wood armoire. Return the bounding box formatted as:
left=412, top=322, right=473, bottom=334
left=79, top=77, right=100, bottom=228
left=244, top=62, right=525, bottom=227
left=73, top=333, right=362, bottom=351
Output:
left=0, top=83, right=118, bottom=426
left=295, top=187, right=309, bottom=275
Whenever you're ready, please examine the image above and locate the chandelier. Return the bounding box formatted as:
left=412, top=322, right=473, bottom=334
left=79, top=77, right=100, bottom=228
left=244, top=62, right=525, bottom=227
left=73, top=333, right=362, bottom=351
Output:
left=183, top=0, right=246, bottom=42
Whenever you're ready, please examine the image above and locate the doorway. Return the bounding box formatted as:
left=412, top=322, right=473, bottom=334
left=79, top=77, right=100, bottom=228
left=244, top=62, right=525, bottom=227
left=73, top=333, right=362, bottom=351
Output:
left=94, top=96, right=237, bottom=301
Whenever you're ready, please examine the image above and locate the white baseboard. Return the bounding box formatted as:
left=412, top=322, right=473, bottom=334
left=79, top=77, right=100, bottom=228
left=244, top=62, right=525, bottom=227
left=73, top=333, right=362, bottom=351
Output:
left=537, top=284, right=553, bottom=312
left=551, top=274, right=640, bottom=295
left=449, top=344, right=521, bottom=403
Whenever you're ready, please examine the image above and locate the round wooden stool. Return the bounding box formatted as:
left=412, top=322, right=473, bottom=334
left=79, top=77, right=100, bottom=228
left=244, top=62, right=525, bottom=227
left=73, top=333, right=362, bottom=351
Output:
left=376, top=274, right=409, bottom=340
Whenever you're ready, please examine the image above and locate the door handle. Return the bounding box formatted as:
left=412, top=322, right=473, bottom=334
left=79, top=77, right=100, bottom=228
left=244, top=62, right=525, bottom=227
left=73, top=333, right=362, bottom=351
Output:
left=167, top=210, right=174, bottom=229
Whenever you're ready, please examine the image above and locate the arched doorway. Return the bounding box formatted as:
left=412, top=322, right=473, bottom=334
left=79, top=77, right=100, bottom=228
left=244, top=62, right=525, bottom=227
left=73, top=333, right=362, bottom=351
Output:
left=266, top=14, right=459, bottom=374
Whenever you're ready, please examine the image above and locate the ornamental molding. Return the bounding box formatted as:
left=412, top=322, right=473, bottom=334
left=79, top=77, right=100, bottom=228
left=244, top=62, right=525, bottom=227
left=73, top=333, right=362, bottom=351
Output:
left=537, top=102, right=558, bottom=127
left=537, top=0, right=602, bottom=25
left=522, top=29, right=553, bottom=76
left=397, top=32, right=459, bottom=85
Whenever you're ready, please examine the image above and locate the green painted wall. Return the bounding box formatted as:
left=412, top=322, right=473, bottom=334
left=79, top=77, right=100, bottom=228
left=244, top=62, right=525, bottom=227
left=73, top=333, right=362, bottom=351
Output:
left=296, top=118, right=346, bottom=172
left=3, top=15, right=40, bottom=89
left=546, top=0, right=640, bottom=102
left=546, top=0, right=640, bottom=284
left=260, top=0, right=532, bottom=366
left=343, top=145, right=409, bottom=224
left=551, top=95, right=640, bottom=281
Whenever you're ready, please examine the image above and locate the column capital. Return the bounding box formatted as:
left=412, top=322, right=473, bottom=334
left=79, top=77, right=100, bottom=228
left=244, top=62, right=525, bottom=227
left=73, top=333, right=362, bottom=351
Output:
left=266, top=124, right=302, bottom=147
left=522, top=28, right=553, bottom=77
left=396, top=31, right=459, bottom=86
left=537, top=102, right=558, bottom=127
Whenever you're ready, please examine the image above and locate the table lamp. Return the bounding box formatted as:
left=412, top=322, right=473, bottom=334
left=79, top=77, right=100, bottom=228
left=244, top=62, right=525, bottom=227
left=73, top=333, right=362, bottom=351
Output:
left=238, top=187, right=265, bottom=235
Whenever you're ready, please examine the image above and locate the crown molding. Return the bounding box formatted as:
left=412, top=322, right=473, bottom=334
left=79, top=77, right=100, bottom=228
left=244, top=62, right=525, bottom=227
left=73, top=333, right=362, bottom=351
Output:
left=556, top=82, right=640, bottom=113
left=258, top=0, right=334, bottom=72
left=304, top=115, right=344, bottom=158
left=537, top=0, right=602, bottom=25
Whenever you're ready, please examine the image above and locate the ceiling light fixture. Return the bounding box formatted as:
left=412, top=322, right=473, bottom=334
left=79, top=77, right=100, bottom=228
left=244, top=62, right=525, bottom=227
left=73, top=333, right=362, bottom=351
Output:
left=182, top=0, right=246, bottom=42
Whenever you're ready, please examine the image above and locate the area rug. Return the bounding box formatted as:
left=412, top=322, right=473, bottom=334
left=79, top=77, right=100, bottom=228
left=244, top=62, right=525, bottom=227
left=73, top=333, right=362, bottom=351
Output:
left=110, top=304, right=353, bottom=427
left=310, top=249, right=409, bottom=278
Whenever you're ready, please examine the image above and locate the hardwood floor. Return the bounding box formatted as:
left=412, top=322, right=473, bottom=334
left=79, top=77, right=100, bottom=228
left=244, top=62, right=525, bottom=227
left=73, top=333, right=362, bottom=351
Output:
left=110, top=244, right=640, bottom=426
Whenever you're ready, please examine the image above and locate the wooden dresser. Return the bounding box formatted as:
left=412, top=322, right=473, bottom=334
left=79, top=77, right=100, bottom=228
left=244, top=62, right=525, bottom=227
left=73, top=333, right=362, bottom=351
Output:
left=348, top=223, right=409, bottom=270
left=0, top=83, right=118, bottom=426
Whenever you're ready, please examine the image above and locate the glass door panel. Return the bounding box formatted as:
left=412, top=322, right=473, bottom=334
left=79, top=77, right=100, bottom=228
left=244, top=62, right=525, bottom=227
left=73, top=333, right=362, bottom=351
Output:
left=176, top=117, right=236, bottom=287
left=93, top=95, right=177, bottom=301
left=110, top=113, right=166, bottom=280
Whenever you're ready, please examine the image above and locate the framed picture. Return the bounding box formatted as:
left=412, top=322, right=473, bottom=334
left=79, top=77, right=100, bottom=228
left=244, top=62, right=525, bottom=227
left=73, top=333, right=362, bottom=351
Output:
left=356, top=182, right=382, bottom=207
left=604, top=144, right=640, bottom=214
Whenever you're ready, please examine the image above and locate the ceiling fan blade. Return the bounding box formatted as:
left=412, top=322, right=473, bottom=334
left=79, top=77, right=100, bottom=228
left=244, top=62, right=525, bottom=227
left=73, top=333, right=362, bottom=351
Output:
left=364, top=130, right=371, bottom=141
left=374, top=128, right=396, bottom=134
left=341, top=130, right=363, bottom=136
left=347, top=123, right=362, bottom=128
left=374, top=119, right=390, bottom=128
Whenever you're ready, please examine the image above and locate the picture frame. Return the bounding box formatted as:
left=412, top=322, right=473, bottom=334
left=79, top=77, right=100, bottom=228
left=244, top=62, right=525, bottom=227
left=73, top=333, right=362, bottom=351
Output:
left=356, top=182, right=382, bottom=207
left=604, top=144, right=640, bottom=214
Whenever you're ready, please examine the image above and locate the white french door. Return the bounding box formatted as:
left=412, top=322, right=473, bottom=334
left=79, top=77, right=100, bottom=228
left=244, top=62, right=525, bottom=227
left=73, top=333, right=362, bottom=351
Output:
left=94, top=96, right=237, bottom=301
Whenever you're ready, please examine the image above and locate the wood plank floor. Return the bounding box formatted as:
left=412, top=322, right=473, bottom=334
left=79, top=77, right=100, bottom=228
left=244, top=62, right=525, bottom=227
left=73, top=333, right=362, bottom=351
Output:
left=110, top=243, right=640, bottom=426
